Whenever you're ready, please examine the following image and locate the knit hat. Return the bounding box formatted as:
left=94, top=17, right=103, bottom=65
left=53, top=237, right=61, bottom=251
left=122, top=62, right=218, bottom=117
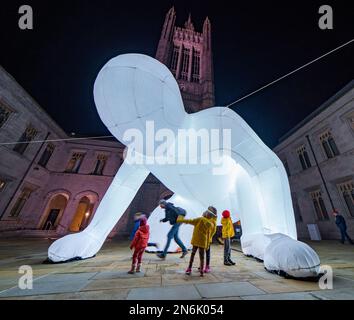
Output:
left=140, top=216, right=147, bottom=226
left=159, top=199, right=167, bottom=206
left=222, top=210, right=230, bottom=218
left=207, top=206, right=217, bottom=217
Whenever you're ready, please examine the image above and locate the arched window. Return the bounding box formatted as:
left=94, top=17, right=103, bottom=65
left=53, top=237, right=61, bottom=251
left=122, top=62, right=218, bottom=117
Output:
left=41, top=194, right=68, bottom=230
left=297, top=145, right=312, bottom=170
left=337, top=181, right=354, bottom=217
left=320, top=131, right=340, bottom=159
left=38, top=143, right=55, bottom=167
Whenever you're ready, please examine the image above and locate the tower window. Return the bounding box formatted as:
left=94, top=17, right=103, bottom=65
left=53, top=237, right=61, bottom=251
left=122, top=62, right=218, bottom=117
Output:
left=65, top=152, right=85, bottom=173
left=13, top=126, right=38, bottom=155
left=10, top=187, right=33, bottom=217
left=192, top=50, right=200, bottom=83
left=296, top=145, right=312, bottom=170
left=180, top=48, right=190, bottom=81
left=38, top=143, right=55, bottom=167
left=92, top=154, right=107, bottom=175
left=319, top=131, right=340, bottom=159
left=170, top=45, right=180, bottom=75
left=337, top=181, right=354, bottom=217
left=310, top=190, right=329, bottom=221
left=0, top=102, right=13, bottom=129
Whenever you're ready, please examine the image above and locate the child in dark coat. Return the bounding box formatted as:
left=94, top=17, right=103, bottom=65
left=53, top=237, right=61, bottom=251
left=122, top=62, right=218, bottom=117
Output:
left=128, top=216, right=150, bottom=274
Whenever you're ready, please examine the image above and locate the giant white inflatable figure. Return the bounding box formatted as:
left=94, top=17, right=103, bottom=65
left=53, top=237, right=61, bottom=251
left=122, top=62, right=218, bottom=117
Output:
left=48, top=54, right=320, bottom=278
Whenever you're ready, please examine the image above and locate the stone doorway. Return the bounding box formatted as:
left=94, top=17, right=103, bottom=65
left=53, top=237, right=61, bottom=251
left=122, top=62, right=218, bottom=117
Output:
left=69, top=196, right=94, bottom=232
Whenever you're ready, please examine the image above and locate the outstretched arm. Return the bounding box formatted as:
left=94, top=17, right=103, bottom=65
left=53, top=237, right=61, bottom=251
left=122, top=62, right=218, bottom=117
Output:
left=177, top=217, right=200, bottom=226
left=48, top=160, right=150, bottom=262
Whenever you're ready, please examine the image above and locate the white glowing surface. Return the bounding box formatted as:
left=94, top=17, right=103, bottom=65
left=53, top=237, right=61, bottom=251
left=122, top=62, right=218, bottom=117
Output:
left=48, top=54, right=320, bottom=277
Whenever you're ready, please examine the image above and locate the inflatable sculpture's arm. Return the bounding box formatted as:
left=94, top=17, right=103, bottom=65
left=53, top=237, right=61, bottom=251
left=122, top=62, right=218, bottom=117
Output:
left=48, top=160, right=150, bottom=262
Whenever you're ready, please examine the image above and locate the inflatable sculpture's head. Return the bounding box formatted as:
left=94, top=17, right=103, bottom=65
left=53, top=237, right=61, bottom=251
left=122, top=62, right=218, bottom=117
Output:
left=94, top=54, right=187, bottom=148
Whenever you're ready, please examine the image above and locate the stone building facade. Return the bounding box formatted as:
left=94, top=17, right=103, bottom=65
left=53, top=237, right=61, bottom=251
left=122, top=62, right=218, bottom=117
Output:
left=0, top=8, right=214, bottom=239
left=274, top=81, right=354, bottom=240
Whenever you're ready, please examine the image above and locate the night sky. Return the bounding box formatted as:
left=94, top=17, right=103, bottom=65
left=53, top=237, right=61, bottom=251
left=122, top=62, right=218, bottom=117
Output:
left=0, top=0, right=353, bottom=147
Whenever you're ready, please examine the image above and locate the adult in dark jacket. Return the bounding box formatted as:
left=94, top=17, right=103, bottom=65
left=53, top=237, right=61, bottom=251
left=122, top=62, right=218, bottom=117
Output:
left=157, top=200, right=188, bottom=259
left=333, top=210, right=353, bottom=244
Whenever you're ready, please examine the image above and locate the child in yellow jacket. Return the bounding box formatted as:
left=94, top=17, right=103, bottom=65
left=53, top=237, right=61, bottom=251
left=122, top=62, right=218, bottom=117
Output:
left=221, top=210, right=236, bottom=266
left=177, top=206, right=216, bottom=276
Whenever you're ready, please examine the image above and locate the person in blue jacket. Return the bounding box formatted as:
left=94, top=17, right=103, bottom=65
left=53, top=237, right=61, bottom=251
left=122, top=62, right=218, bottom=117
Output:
left=333, top=209, right=353, bottom=244
left=130, top=212, right=144, bottom=241
left=130, top=212, right=158, bottom=248
left=157, top=200, right=188, bottom=259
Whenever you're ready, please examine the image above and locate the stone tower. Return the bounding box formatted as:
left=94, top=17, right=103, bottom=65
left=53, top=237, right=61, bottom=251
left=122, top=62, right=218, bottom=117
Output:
left=155, top=7, right=215, bottom=113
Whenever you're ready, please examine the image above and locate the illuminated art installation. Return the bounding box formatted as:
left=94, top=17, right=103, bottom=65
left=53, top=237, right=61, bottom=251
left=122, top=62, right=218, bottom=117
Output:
left=48, top=54, right=320, bottom=278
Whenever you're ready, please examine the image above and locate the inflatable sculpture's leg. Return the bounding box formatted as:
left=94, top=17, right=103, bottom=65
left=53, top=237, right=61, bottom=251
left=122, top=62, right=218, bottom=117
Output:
left=48, top=161, right=150, bottom=262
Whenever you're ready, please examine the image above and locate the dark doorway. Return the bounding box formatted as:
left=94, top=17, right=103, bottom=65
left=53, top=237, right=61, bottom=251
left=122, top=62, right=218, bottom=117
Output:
left=43, top=209, right=60, bottom=230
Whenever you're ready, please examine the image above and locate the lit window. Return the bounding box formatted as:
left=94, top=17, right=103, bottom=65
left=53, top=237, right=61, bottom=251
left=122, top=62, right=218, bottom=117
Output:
left=0, top=102, right=13, bottom=128
left=337, top=181, right=354, bottom=218
left=38, top=143, right=55, bottom=167
left=13, top=125, right=38, bottom=155
left=92, top=154, right=107, bottom=175
left=310, top=190, right=329, bottom=221
left=319, top=131, right=340, bottom=159
left=296, top=145, right=312, bottom=170
left=10, top=187, right=32, bottom=217
left=65, top=152, right=85, bottom=173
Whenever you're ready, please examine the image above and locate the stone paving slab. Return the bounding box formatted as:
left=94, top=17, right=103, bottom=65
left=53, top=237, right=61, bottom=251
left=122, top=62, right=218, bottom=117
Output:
left=1, top=289, right=130, bottom=300
left=35, top=272, right=98, bottom=283
left=249, top=280, right=298, bottom=294
left=162, top=272, right=220, bottom=286
left=242, top=292, right=319, bottom=300
left=82, top=276, right=162, bottom=291
left=92, top=271, right=145, bottom=280
left=127, top=284, right=201, bottom=300
left=195, top=281, right=265, bottom=298
left=310, top=288, right=354, bottom=300
left=0, top=279, right=92, bottom=297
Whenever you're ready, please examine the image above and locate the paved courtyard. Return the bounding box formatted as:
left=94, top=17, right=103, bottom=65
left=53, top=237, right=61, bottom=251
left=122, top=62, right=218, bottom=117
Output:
left=0, top=238, right=353, bottom=300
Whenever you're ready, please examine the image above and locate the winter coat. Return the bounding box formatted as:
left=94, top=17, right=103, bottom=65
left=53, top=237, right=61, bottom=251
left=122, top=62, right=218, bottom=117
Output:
left=130, top=224, right=150, bottom=250
left=161, top=202, right=181, bottom=225
left=335, top=215, right=347, bottom=230
left=221, top=217, right=235, bottom=238
left=177, top=216, right=213, bottom=249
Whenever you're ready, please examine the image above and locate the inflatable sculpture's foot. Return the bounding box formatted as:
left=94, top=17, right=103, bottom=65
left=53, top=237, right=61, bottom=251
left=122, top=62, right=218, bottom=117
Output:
left=48, top=231, right=104, bottom=263
left=263, top=234, right=321, bottom=279
left=241, top=233, right=321, bottom=279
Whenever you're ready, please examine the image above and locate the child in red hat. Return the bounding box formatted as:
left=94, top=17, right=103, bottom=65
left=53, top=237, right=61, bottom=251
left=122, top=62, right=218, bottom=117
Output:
left=128, top=216, right=150, bottom=274
left=221, top=210, right=236, bottom=266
